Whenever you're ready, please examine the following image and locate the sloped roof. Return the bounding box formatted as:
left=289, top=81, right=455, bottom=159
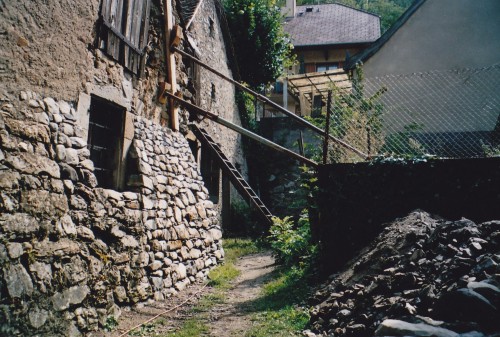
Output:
left=344, top=0, right=427, bottom=70
left=284, top=3, right=381, bottom=47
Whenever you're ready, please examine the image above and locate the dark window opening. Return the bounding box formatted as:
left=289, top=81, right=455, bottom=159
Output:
left=316, top=63, right=339, bottom=72
left=188, top=139, right=199, bottom=160
left=200, top=146, right=220, bottom=203
left=312, top=95, right=323, bottom=117
left=87, top=96, right=126, bottom=190
left=209, top=18, right=215, bottom=38
left=98, top=0, right=151, bottom=75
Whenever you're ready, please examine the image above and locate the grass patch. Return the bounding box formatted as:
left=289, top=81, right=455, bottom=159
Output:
left=223, top=238, right=262, bottom=263
left=190, top=292, right=225, bottom=313
left=156, top=238, right=262, bottom=336
left=243, top=266, right=313, bottom=337
left=208, top=238, right=262, bottom=289
left=161, top=319, right=209, bottom=337
left=245, top=307, right=310, bottom=337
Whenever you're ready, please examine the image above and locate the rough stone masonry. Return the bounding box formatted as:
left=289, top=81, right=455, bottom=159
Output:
left=0, top=91, right=224, bottom=336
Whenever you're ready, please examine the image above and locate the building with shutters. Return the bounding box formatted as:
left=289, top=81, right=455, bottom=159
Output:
left=0, top=0, right=247, bottom=335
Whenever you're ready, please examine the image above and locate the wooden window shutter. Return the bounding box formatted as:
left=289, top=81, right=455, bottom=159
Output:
left=99, top=0, right=151, bottom=75
left=305, top=63, right=316, bottom=73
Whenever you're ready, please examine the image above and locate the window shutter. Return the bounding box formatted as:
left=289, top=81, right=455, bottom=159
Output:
left=305, top=63, right=316, bottom=73
left=99, top=0, right=151, bottom=75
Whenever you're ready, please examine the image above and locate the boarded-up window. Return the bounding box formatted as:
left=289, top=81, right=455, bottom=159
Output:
left=98, top=0, right=151, bottom=75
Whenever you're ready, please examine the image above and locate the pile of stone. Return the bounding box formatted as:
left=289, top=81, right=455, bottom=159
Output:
left=306, top=211, right=499, bottom=337
left=0, top=90, right=223, bottom=336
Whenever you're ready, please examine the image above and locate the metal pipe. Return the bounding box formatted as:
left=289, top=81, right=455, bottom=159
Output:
left=165, top=92, right=318, bottom=167
left=172, top=46, right=368, bottom=160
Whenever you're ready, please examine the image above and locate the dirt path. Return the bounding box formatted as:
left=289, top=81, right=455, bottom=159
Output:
left=105, top=251, right=276, bottom=336
left=209, top=252, right=276, bottom=336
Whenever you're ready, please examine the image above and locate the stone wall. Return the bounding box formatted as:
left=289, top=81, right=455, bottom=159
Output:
left=180, top=0, right=248, bottom=218
left=258, top=117, right=320, bottom=217
left=0, top=0, right=246, bottom=334
left=0, top=92, right=223, bottom=336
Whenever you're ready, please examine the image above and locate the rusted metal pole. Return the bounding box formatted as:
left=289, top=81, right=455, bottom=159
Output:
left=323, top=91, right=332, bottom=164
left=172, top=47, right=368, bottom=160
left=165, top=92, right=318, bottom=167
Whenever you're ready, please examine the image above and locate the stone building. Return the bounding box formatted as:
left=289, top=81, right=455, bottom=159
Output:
left=0, top=0, right=245, bottom=335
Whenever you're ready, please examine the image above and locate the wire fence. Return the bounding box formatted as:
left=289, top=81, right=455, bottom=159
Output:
left=323, top=64, right=500, bottom=163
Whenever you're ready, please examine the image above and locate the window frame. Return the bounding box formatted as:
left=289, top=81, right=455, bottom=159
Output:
left=87, top=95, right=127, bottom=190
left=316, top=62, right=339, bottom=72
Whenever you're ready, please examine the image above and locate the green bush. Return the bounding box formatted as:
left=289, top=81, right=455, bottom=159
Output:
left=268, top=211, right=316, bottom=266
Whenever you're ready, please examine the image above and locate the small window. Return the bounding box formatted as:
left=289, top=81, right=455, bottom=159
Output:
left=87, top=96, right=126, bottom=190
left=209, top=18, right=215, bottom=38
left=98, top=0, right=151, bottom=74
left=316, top=63, right=339, bottom=72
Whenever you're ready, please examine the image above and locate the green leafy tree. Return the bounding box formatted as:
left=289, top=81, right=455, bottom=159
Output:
left=224, top=0, right=295, bottom=88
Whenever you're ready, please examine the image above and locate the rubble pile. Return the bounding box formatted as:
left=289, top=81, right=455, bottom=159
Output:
left=307, top=211, right=499, bottom=337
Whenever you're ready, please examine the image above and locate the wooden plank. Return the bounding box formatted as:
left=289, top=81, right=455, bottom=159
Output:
left=116, top=0, right=125, bottom=61
left=132, top=0, right=143, bottom=46
left=289, top=75, right=350, bottom=88
left=288, top=68, right=345, bottom=80
left=138, top=0, right=151, bottom=75
left=291, top=82, right=352, bottom=94
left=123, top=0, right=134, bottom=70
left=101, top=0, right=111, bottom=21
left=139, top=0, right=151, bottom=49
left=165, top=0, right=179, bottom=130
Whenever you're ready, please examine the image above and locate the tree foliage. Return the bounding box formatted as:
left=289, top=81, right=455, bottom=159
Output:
left=297, top=0, right=414, bottom=32
left=223, top=0, right=294, bottom=88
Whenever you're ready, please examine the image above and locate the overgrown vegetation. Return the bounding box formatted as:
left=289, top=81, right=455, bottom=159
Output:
left=223, top=0, right=295, bottom=88
left=297, top=0, right=414, bottom=32
left=269, top=212, right=316, bottom=266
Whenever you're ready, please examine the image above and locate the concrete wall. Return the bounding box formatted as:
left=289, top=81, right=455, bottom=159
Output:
left=359, top=0, right=500, bottom=148
left=363, top=0, right=500, bottom=77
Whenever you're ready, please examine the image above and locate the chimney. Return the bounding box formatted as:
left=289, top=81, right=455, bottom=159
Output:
left=281, top=0, right=296, bottom=19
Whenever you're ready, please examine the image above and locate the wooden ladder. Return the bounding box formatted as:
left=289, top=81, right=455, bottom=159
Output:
left=191, top=125, right=273, bottom=226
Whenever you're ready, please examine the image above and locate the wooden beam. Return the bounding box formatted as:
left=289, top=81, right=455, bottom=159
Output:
left=164, top=0, right=179, bottom=131
left=172, top=47, right=368, bottom=160
left=165, top=92, right=318, bottom=167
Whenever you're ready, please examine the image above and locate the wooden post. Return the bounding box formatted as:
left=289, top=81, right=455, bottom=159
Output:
left=298, top=131, right=305, bottom=156
left=164, top=0, right=179, bottom=131
left=323, top=91, right=332, bottom=165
